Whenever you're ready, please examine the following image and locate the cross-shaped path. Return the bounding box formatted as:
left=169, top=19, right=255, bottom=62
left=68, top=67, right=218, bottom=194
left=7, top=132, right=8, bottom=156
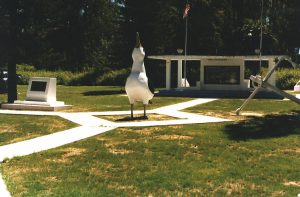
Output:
left=0, top=98, right=231, bottom=196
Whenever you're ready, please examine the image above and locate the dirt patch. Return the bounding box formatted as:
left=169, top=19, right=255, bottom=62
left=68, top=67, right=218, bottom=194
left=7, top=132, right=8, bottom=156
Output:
left=167, top=125, right=184, bottom=130
left=5, top=166, right=42, bottom=187
left=108, top=148, right=133, bottom=155
left=284, top=181, right=300, bottom=187
left=99, top=113, right=178, bottom=122
left=155, top=134, right=193, bottom=140
left=108, top=183, right=136, bottom=191
left=283, top=148, right=300, bottom=153
left=227, top=144, right=251, bottom=151
left=7, top=134, right=40, bottom=144
left=224, top=181, right=245, bottom=196
left=271, top=190, right=285, bottom=197
left=250, top=183, right=259, bottom=190
left=88, top=163, right=113, bottom=177
left=189, top=188, right=202, bottom=193
left=0, top=165, right=30, bottom=195
left=49, top=148, right=86, bottom=163
left=135, top=127, right=163, bottom=135
left=14, top=166, right=41, bottom=174
left=117, top=128, right=133, bottom=133
left=199, top=111, right=243, bottom=121
left=61, top=147, right=86, bottom=157
left=97, top=137, right=139, bottom=149
left=0, top=125, right=18, bottom=133
left=199, top=111, right=267, bottom=122
left=103, top=141, right=134, bottom=155
left=35, top=119, right=67, bottom=131
left=213, top=180, right=245, bottom=196
left=47, top=119, right=69, bottom=131
left=44, top=176, right=60, bottom=183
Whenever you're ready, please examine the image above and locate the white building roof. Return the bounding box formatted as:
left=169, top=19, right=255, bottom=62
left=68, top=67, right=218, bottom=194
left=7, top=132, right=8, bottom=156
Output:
left=147, top=55, right=283, bottom=61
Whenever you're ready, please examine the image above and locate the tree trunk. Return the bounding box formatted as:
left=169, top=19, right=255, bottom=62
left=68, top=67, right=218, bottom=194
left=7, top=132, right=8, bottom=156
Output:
left=7, top=0, right=17, bottom=103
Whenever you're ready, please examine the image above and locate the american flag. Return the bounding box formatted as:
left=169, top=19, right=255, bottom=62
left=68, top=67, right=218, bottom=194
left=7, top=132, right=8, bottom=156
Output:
left=183, top=3, right=190, bottom=19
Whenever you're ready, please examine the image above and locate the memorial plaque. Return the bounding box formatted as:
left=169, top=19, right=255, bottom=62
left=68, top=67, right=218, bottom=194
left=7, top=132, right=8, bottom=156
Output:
left=26, top=77, right=56, bottom=102
left=204, top=66, right=240, bottom=85
left=30, top=81, right=47, bottom=92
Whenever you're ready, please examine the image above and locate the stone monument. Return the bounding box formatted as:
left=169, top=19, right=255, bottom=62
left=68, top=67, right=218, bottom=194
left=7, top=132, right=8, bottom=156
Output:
left=1, top=77, right=71, bottom=111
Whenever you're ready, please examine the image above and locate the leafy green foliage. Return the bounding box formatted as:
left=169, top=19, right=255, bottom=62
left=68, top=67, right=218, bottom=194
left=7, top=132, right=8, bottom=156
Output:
left=16, top=65, right=130, bottom=86
left=0, top=0, right=125, bottom=71
left=96, top=68, right=130, bottom=86
left=16, top=63, right=300, bottom=89
left=1, top=0, right=300, bottom=91
left=276, top=68, right=300, bottom=90
left=16, top=65, right=85, bottom=85
left=259, top=67, right=300, bottom=90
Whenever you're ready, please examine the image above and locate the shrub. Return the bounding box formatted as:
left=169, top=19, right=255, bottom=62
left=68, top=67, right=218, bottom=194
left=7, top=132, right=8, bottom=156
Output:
left=17, top=64, right=36, bottom=71
left=17, top=64, right=85, bottom=85
left=258, top=67, right=300, bottom=90
left=68, top=69, right=100, bottom=86
left=18, top=64, right=298, bottom=89
left=276, top=68, right=300, bottom=90
left=96, top=68, right=130, bottom=86
left=16, top=64, right=131, bottom=86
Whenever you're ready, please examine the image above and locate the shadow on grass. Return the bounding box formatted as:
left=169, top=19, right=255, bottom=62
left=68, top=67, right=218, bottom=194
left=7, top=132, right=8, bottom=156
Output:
left=116, top=116, right=148, bottom=121
left=82, top=90, right=125, bottom=96
left=224, top=111, right=300, bottom=140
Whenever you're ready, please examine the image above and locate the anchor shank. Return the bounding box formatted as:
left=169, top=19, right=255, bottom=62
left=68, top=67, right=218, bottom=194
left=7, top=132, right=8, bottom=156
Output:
left=235, top=87, right=262, bottom=115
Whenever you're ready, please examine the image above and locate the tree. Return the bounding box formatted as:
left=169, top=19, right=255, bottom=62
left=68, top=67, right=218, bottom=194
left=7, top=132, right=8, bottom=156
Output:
left=0, top=0, right=299, bottom=83
left=3, top=0, right=18, bottom=102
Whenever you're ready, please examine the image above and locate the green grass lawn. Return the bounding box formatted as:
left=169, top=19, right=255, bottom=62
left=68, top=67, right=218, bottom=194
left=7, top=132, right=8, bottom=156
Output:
left=0, top=85, right=190, bottom=112
left=185, top=98, right=300, bottom=120
left=0, top=115, right=77, bottom=146
left=0, top=86, right=300, bottom=196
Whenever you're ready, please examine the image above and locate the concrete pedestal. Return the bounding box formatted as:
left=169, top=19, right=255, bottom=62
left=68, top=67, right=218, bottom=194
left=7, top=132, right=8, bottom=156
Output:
left=1, top=77, right=72, bottom=111
left=1, top=101, right=72, bottom=111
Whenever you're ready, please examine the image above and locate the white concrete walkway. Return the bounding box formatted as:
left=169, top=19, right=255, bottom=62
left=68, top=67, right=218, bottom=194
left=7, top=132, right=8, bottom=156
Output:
left=0, top=98, right=231, bottom=196
left=0, top=98, right=230, bottom=162
left=0, top=98, right=231, bottom=161
left=0, top=126, right=116, bottom=162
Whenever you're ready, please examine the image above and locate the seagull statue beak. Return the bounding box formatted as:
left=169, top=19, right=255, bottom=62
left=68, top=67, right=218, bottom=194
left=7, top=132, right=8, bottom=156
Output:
left=135, top=32, right=142, bottom=48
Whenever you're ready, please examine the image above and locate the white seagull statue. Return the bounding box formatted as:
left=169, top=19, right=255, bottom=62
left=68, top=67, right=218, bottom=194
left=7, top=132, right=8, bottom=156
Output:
left=125, top=33, right=154, bottom=119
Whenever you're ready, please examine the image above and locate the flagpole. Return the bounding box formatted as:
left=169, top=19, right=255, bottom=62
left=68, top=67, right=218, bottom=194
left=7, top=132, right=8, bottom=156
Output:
left=184, top=15, right=187, bottom=87
left=184, top=1, right=189, bottom=87
left=259, top=0, right=264, bottom=70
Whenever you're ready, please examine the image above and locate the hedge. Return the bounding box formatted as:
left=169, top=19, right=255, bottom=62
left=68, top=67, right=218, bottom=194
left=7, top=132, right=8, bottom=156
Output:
left=16, top=64, right=300, bottom=89
left=275, top=68, right=300, bottom=89
left=16, top=64, right=130, bottom=86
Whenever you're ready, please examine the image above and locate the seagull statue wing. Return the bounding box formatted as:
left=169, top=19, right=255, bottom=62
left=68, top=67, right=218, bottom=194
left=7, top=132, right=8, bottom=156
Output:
left=126, top=70, right=154, bottom=104
left=125, top=33, right=154, bottom=105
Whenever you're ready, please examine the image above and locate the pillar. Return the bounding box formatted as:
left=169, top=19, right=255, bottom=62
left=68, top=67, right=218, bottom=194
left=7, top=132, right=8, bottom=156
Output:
left=177, top=60, right=183, bottom=88
left=166, top=60, right=171, bottom=90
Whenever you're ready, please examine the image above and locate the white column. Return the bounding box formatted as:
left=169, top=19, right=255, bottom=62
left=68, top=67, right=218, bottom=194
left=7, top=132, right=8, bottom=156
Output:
left=200, top=60, right=204, bottom=88
left=166, top=60, right=171, bottom=90
left=177, top=60, right=183, bottom=88
left=240, top=61, right=244, bottom=84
